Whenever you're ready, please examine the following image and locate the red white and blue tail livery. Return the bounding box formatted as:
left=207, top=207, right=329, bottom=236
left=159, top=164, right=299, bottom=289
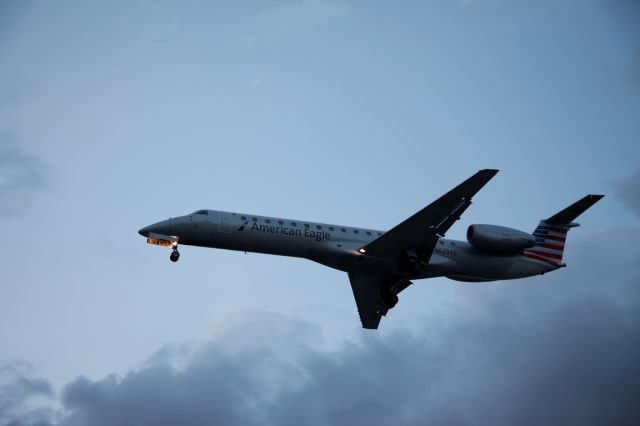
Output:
left=525, top=195, right=604, bottom=268
left=525, top=223, right=569, bottom=267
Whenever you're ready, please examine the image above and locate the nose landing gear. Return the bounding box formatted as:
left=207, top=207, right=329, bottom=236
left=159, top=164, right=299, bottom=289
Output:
left=170, top=245, right=180, bottom=262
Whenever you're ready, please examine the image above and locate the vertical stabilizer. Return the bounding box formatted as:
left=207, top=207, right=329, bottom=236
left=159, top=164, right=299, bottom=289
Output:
left=523, top=195, right=603, bottom=267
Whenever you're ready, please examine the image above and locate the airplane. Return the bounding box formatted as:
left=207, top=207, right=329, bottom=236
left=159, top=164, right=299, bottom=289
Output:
left=138, top=170, right=603, bottom=329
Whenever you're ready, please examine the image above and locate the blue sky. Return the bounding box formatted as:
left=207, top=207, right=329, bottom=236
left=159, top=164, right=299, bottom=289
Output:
left=1, top=1, right=639, bottom=425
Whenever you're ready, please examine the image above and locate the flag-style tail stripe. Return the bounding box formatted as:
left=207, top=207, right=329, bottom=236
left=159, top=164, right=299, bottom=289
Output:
left=525, top=249, right=563, bottom=260
left=523, top=252, right=561, bottom=267
left=536, top=226, right=569, bottom=234
left=540, top=242, right=564, bottom=250
left=531, top=246, right=564, bottom=256
left=533, top=230, right=567, bottom=237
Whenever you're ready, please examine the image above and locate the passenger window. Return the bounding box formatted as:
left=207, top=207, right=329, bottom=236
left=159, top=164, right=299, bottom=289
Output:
left=438, top=240, right=444, bottom=245
left=316, top=225, right=322, bottom=230
left=252, top=217, right=257, bottom=222
left=292, top=222, right=297, bottom=227
left=341, top=228, right=346, bottom=233
left=377, top=232, right=382, bottom=236
left=366, top=231, right=371, bottom=236
left=353, top=230, right=359, bottom=234
left=278, top=220, right=284, bottom=225
left=329, top=227, right=335, bottom=231
left=241, top=216, right=247, bottom=221
left=304, top=224, right=310, bottom=228
left=265, top=219, right=271, bottom=224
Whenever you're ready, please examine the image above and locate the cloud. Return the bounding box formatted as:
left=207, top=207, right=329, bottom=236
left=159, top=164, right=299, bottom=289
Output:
left=251, top=68, right=266, bottom=87
left=615, top=167, right=640, bottom=218
left=0, top=363, right=55, bottom=426
left=0, top=136, right=47, bottom=216
left=6, top=229, right=640, bottom=426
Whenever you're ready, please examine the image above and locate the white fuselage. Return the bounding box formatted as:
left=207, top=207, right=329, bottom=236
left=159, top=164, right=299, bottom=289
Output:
left=139, top=210, right=555, bottom=282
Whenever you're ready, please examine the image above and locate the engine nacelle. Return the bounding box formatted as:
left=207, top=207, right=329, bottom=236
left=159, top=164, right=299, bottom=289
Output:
left=466, top=224, right=536, bottom=253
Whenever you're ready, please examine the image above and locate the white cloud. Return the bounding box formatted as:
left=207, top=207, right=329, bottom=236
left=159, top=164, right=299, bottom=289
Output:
left=252, top=68, right=266, bottom=87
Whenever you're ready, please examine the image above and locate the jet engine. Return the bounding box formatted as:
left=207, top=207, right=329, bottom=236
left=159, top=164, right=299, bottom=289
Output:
left=466, top=224, right=536, bottom=253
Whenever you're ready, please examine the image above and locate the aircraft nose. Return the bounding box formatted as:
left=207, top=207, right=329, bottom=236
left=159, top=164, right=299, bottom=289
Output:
left=138, top=225, right=153, bottom=237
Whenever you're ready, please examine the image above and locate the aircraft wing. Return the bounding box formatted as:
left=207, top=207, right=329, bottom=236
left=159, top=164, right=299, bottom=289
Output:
left=348, top=273, right=413, bottom=329
left=361, top=169, right=499, bottom=262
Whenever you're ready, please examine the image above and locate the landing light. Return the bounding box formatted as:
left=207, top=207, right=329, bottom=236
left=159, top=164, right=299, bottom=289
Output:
left=359, top=248, right=366, bottom=254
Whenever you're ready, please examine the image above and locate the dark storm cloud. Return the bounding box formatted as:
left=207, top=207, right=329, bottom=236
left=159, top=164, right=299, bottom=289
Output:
left=0, top=363, right=54, bottom=426
left=7, top=230, right=640, bottom=426
left=615, top=168, right=640, bottom=218
left=0, top=136, right=47, bottom=216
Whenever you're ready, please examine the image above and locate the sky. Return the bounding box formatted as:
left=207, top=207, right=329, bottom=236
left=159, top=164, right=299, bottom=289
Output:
left=1, top=0, right=639, bottom=424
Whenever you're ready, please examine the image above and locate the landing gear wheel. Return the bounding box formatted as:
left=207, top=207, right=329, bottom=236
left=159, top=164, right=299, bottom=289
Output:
left=383, top=293, right=399, bottom=309
left=410, top=261, right=423, bottom=274
left=380, top=285, right=399, bottom=310
left=170, top=250, right=180, bottom=262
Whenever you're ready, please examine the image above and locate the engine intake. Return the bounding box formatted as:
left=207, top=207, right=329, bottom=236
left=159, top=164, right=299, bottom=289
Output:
left=467, top=224, right=535, bottom=253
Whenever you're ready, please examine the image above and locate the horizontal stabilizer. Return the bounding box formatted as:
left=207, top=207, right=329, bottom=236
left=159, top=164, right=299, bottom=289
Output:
left=545, top=194, right=604, bottom=225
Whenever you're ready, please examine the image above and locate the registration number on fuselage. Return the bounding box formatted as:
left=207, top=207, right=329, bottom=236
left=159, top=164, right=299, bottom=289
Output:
left=434, top=247, right=457, bottom=256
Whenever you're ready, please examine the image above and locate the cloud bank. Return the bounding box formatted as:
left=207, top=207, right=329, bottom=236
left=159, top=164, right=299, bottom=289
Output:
left=4, top=228, right=640, bottom=426
left=0, top=363, right=55, bottom=426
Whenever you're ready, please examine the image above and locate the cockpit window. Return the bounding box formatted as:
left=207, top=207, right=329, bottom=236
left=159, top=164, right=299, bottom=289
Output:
left=193, top=210, right=208, bottom=215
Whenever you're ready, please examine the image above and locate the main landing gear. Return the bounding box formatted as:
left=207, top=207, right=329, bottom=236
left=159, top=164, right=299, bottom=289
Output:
left=402, top=248, right=425, bottom=276
left=409, top=261, right=423, bottom=275
left=382, top=291, right=399, bottom=309
left=170, top=247, right=180, bottom=262
left=380, top=279, right=412, bottom=311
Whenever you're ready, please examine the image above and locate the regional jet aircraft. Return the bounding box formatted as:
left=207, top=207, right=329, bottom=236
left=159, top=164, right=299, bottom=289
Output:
left=139, top=170, right=603, bottom=329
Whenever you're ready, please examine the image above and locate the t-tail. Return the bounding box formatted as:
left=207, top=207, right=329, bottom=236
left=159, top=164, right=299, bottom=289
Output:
left=523, top=194, right=604, bottom=267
